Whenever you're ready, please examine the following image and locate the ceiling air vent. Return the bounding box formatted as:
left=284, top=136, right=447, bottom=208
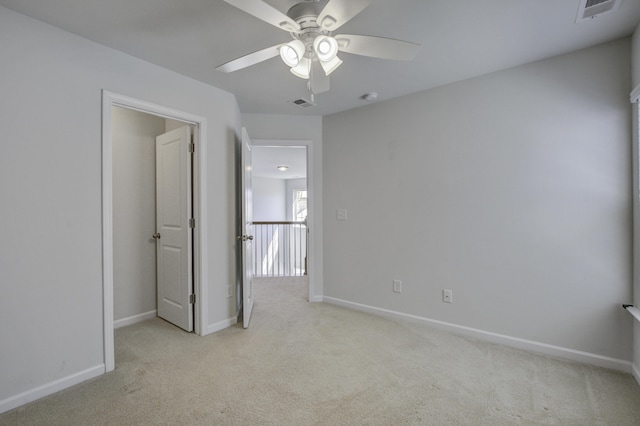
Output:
left=290, top=98, right=315, bottom=108
left=575, top=0, right=622, bottom=23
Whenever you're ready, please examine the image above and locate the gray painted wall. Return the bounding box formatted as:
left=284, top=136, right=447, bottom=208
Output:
left=0, top=6, right=239, bottom=409
left=253, top=177, right=287, bottom=221
left=323, top=39, right=633, bottom=363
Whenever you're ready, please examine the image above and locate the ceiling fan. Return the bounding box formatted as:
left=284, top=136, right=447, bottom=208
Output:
left=216, top=0, right=422, bottom=95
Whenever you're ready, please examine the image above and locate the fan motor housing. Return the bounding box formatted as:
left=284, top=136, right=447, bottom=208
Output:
left=287, top=0, right=331, bottom=55
left=287, top=1, right=327, bottom=28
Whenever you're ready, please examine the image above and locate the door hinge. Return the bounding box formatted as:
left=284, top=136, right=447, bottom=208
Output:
left=188, top=142, right=195, bottom=153
left=189, top=294, right=196, bottom=304
left=189, top=218, right=195, bottom=228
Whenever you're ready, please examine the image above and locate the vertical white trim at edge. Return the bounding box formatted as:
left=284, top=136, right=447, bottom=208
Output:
left=196, top=120, right=209, bottom=334
left=101, top=94, right=115, bottom=372
left=101, top=90, right=209, bottom=373
left=633, top=363, right=640, bottom=386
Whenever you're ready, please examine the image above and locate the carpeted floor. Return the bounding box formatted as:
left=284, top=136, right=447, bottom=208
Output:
left=2, top=277, right=640, bottom=425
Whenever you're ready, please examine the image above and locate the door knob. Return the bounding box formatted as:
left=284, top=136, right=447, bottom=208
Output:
left=237, top=235, right=253, bottom=241
left=152, top=233, right=161, bottom=239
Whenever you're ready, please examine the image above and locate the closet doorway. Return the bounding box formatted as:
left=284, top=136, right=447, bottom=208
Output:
left=102, top=91, right=208, bottom=373
left=111, top=107, right=195, bottom=332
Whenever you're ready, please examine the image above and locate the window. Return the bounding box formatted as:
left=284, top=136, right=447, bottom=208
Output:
left=293, top=189, right=307, bottom=222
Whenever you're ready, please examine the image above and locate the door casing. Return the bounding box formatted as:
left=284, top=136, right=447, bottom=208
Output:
left=102, top=90, right=208, bottom=372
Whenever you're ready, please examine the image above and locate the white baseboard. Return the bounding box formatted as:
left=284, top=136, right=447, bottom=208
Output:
left=323, top=297, right=632, bottom=374
left=113, top=310, right=157, bottom=329
left=633, top=363, right=640, bottom=387
left=205, top=316, right=238, bottom=335
left=309, top=295, right=323, bottom=303
left=0, top=365, right=104, bottom=415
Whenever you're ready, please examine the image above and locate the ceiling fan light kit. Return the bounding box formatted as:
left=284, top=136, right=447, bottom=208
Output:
left=281, top=34, right=342, bottom=78
left=280, top=39, right=306, bottom=67
left=313, top=35, right=339, bottom=61
left=290, top=57, right=311, bottom=79
left=219, top=0, right=422, bottom=95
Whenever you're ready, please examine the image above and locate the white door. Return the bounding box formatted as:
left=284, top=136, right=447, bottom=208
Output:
left=240, top=128, right=254, bottom=328
left=155, top=126, right=193, bottom=331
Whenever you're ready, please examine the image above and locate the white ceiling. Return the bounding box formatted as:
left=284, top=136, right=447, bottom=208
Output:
left=1, top=0, right=639, bottom=116
left=252, top=146, right=307, bottom=179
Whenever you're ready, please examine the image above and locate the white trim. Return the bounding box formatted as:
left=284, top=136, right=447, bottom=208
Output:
left=113, top=310, right=158, bottom=329
left=102, top=90, right=209, bottom=373
left=195, top=121, right=208, bottom=335
left=101, top=94, right=115, bottom=372
left=631, top=84, right=640, bottom=103
left=251, top=139, right=317, bottom=302
left=206, top=316, right=238, bottom=335
left=309, top=295, right=324, bottom=303
left=0, top=365, right=103, bottom=415
left=633, top=363, right=640, bottom=386
left=323, top=297, right=633, bottom=373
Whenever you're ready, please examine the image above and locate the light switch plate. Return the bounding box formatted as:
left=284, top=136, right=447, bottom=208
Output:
left=337, top=209, right=348, bottom=221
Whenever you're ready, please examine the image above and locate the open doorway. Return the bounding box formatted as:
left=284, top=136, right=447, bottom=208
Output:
left=251, top=145, right=309, bottom=300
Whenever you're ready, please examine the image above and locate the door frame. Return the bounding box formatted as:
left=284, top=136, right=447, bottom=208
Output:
left=251, top=138, right=315, bottom=301
left=101, top=90, right=208, bottom=372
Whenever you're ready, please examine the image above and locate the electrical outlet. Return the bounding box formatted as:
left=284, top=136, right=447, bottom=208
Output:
left=226, top=285, right=233, bottom=298
left=443, top=289, right=453, bottom=303
left=393, top=280, right=402, bottom=293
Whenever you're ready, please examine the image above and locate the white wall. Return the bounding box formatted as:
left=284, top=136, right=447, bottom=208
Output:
left=631, top=23, right=640, bottom=382
left=253, top=177, right=286, bottom=221
left=0, top=6, right=239, bottom=411
left=323, top=39, right=633, bottom=367
left=112, top=107, right=164, bottom=323
left=252, top=177, right=307, bottom=221
left=241, top=114, right=323, bottom=301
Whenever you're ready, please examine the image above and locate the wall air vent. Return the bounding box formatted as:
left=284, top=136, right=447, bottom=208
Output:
left=575, top=0, right=622, bottom=23
left=290, top=98, right=315, bottom=108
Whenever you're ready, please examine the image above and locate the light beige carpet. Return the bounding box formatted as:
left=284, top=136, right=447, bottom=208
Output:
left=2, top=277, right=640, bottom=425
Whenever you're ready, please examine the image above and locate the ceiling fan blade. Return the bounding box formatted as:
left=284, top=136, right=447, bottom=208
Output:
left=317, top=0, right=372, bottom=31
left=215, top=44, right=284, bottom=73
left=310, top=60, right=330, bottom=94
left=224, top=0, right=301, bottom=32
left=335, top=34, right=422, bottom=61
